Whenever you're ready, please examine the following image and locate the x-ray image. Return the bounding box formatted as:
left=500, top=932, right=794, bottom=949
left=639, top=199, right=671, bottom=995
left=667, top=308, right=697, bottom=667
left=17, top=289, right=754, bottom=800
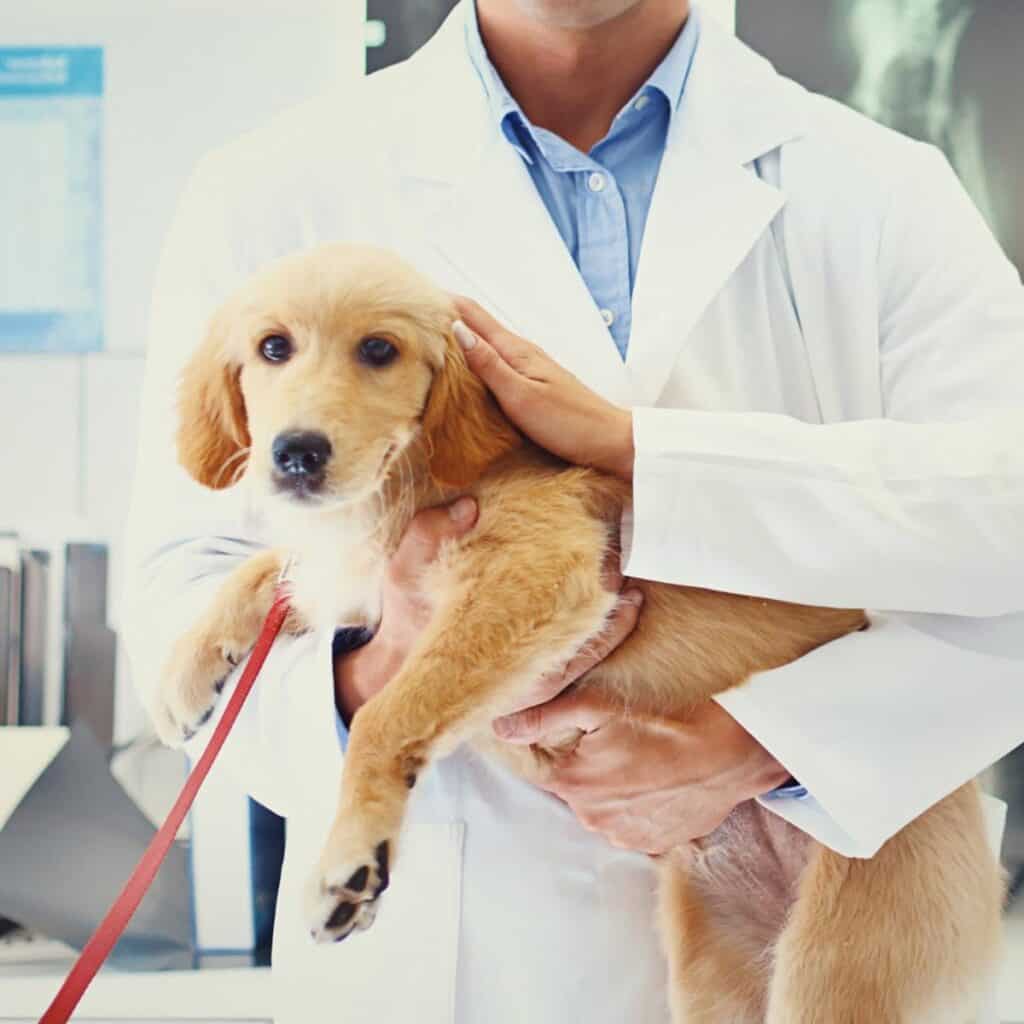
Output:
left=366, top=0, right=458, bottom=73
left=737, top=0, right=1024, bottom=275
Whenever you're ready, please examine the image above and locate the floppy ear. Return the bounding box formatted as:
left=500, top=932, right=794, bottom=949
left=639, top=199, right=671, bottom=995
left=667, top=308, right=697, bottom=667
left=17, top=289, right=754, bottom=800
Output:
left=176, top=311, right=251, bottom=489
left=421, top=333, right=520, bottom=489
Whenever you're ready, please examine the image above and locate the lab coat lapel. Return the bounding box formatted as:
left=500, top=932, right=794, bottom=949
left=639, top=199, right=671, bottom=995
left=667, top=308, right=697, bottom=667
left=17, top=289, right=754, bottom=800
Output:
left=426, top=137, right=632, bottom=404
left=626, top=20, right=808, bottom=406
left=394, top=8, right=809, bottom=409
left=394, top=2, right=631, bottom=405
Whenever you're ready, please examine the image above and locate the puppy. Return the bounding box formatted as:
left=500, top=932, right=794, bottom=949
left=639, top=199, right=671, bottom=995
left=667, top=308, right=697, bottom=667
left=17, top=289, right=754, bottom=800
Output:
left=152, top=243, right=1003, bottom=1023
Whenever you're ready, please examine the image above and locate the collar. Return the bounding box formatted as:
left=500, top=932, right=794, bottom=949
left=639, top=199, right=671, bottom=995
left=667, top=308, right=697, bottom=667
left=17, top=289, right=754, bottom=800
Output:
left=463, top=1, right=701, bottom=162
left=383, top=2, right=809, bottom=187
left=643, top=7, right=701, bottom=116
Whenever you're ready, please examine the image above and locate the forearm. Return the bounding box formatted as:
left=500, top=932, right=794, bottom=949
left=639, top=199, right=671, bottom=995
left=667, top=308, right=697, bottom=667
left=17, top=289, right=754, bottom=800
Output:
left=623, top=405, right=1024, bottom=615
left=717, top=610, right=1024, bottom=857
left=624, top=145, right=1024, bottom=616
left=333, top=628, right=386, bottom=724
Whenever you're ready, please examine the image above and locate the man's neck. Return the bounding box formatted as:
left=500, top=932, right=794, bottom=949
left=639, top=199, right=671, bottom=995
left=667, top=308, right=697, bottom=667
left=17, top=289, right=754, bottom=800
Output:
left=476, top=0, right=690, bottom=152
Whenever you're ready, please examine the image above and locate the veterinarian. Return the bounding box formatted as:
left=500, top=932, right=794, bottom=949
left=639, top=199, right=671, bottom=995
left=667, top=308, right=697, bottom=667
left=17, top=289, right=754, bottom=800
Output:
left=124, top=0, right=1024, bottom=1020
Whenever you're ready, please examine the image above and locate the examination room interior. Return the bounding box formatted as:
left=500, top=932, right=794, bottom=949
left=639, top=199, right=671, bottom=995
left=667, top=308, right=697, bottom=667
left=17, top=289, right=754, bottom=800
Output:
left=0, top=0, right=1022, bottom=1021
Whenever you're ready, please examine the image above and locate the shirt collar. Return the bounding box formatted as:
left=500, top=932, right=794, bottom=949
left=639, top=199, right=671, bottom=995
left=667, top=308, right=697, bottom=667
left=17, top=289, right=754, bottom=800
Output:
left=464, top=1, right=700, bottom=161
left=643, top=7, right=700, bottom=116
left=463, top=0, right=527, bottom=152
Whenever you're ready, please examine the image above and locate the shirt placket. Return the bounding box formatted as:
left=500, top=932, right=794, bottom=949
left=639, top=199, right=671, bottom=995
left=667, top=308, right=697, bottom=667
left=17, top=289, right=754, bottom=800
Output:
left=575, top=163, right=632, bottom=358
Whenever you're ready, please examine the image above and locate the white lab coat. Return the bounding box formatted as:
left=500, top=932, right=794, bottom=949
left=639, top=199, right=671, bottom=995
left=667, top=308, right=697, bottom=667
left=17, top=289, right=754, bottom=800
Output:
left=123, top=5, right=1024, bottom=1021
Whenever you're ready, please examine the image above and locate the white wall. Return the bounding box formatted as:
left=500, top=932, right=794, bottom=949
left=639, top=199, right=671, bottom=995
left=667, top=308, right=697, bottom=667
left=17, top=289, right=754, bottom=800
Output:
left=0, top=0, right=367, bottom=737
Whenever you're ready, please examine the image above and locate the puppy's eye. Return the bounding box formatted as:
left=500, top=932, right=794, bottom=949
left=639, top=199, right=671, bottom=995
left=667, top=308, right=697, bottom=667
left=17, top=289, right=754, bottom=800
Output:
left=358, top=336, right=398, bottom=367
left=259, top=334, right=293, bottom=363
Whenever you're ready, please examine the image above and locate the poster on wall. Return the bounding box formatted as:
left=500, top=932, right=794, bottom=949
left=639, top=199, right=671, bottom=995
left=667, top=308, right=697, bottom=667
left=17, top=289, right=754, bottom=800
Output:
left=0, top=47, right=103, bottom=353
left=736, top=1, right=1024, bottom=276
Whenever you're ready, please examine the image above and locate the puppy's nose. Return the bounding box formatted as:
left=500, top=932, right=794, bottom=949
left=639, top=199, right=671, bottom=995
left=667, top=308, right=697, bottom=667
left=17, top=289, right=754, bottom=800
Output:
left=272, top=431, right=332, bottom=478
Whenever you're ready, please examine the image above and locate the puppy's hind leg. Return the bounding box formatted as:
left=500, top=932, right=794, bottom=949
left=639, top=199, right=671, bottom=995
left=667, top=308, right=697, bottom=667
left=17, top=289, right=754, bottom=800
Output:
left=765, top=785, right=1003, bottom=1024
left=305, top=541, right=617, bottom=943
left=658, top=860, right=767, bottom=1024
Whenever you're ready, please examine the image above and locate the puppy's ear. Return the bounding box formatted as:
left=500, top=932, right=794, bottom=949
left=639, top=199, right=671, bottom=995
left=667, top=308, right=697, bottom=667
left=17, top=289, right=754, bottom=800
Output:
left=177, top=310, right=251, bottom=489
left=422, top=332, right=520, bottom=489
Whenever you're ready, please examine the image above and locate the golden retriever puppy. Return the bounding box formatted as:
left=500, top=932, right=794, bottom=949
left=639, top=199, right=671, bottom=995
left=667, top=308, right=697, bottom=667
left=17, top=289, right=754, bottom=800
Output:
left=152, top=243, right=1003, bottom=1023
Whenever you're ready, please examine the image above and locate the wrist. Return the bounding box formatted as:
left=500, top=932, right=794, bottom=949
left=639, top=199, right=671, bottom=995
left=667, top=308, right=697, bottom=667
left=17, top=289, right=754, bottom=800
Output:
left=601, top=407, right=634, bottom=482
left=739, top=743, right=792, bottom=800
left=334, top=634, right=404, bottom=723
left=703, top=704, right=790, bottom=802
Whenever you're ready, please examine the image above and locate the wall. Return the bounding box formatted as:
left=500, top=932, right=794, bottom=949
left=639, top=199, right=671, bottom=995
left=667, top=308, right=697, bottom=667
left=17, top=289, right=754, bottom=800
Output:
left=0, top=0, right=366, bottom=738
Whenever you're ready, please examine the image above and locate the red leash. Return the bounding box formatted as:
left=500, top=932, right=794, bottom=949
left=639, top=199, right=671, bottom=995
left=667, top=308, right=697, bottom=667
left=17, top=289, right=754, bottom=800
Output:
left=39, top=593, right=291, bottom=1024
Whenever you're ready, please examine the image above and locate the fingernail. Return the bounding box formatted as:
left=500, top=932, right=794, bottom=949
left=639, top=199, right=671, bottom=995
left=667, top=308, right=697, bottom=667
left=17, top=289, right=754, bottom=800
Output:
left=492, top=716, right=515, bottom=739
left=448, top=496, right=477, bottom=524
left=622, top=588, right=644, bottom=607
left=452, top=320, right=477, bottom=350
left=493, top=714, right=535, bottom=744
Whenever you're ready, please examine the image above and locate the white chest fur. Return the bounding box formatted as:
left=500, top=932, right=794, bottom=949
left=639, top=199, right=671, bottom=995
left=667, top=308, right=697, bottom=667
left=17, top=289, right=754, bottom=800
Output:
left=267, top=498, right=388, bottom=635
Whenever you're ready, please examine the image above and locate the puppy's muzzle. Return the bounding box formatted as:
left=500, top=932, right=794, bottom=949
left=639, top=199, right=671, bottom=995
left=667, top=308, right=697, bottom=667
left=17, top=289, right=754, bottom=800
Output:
left=272, top=430, right=332, bottom=496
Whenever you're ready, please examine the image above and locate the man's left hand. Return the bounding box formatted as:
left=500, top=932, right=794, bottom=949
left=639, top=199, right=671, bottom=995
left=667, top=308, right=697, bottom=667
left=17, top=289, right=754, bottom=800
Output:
left=452, top=296, right=635, bottom=481
left=455, top=297, right=789, bottom=853
left=494, top=690, right=791, bottom=855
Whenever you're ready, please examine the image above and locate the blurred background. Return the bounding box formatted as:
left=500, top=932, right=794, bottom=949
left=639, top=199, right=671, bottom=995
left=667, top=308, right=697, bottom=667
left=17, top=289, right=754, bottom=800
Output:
left=0, top=0, right=1020, bottom=1012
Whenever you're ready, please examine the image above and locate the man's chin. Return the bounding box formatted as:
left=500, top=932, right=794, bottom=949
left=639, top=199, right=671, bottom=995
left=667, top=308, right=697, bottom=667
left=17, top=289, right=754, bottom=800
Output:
left=509, top=0, right=645, bottom=31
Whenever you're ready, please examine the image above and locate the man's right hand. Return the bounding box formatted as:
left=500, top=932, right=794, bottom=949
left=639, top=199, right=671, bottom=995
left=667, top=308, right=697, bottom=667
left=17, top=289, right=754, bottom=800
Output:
left=334, top=496, right=480, bottom=723
left=334, top=495, right=642, bottom=729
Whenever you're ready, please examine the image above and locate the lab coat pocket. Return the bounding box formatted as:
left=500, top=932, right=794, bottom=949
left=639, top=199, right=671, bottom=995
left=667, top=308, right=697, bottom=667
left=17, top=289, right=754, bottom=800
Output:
left=274, top=822, right=465, bottom=1024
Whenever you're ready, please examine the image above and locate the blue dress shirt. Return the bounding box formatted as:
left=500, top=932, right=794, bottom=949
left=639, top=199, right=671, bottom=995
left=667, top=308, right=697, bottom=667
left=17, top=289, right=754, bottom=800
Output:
left=464, top=2, right=700, bottom=357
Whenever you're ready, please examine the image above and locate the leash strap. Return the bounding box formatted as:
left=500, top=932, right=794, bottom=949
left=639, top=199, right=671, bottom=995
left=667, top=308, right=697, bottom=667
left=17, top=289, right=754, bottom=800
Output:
left=39, top=593, right=291, bottom=1024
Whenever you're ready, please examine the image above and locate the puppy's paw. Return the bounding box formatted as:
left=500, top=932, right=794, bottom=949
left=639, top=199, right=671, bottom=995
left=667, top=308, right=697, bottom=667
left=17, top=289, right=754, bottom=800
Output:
left=305, top=836, right=393, bottom=944
left=150, top=631, right=248, bottom=748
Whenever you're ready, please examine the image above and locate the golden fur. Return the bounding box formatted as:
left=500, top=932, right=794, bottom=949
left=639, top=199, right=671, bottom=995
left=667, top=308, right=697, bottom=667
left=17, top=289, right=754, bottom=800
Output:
left=154, top=243, right=1003, bottom=1023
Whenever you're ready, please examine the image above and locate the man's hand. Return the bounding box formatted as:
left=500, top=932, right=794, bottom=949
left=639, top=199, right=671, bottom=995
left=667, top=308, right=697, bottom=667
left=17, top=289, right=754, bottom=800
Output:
left=494, top=692, right=791, bottom=854
left=335, top=497, right=480, bottom=722
left=452, top=296, right=635, bottom=481
left=334, top=496, right=642, bottom=722
left=334, top=488, right=782, bottom=860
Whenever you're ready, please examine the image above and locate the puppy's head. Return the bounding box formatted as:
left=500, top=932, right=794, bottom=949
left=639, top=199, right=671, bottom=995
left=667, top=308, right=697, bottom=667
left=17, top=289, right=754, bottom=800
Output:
left=177, top=244, right=517, bottom=507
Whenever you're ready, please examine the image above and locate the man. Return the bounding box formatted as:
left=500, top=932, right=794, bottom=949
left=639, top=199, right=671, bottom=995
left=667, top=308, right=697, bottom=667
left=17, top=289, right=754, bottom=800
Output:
left=124, top=1, right=1024, bottom=1020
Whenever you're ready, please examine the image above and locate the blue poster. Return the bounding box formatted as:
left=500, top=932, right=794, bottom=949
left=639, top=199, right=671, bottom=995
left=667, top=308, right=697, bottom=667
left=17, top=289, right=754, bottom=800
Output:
left=0, top=48, right=103, bottom=353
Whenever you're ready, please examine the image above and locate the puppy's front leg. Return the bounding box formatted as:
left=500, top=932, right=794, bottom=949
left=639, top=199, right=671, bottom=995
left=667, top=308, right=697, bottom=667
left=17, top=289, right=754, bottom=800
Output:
left=151, top=548, right=304, bottom=746
left=305, top=542, right=616, bottom=942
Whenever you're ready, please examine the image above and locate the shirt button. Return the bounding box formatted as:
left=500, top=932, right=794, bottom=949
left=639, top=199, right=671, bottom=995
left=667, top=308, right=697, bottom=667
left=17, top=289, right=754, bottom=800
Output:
left=600, top=308, right=615, bottom=327
left=634, top=94, right=650, bottom=112
left=587, top=172, right=606, bottom=193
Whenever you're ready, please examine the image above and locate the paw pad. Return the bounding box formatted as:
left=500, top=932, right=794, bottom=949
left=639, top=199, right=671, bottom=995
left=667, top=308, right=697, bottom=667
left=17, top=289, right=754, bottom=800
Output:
left=310, top=841, right=391, bottom=944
